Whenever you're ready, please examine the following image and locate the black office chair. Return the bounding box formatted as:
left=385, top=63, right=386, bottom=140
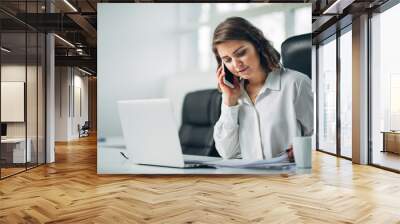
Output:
left=281, top=33, right=312, bottom=137
left=281, top=33, right=312, bottom=78
left=79, top=121, right=90, bottom=138
left=179, top=89, right=222, bottom=157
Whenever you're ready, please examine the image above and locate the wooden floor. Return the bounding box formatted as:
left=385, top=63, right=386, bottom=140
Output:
left=373, top=150, right=400, bottom=171
left=1, top=163, right=46, bottom=178
left=1, top=167, right=26, bottom=178
left=1, top=134, right=400, bottom=223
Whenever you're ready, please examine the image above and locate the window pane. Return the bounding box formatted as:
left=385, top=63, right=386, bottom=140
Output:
left=179, top=32, right=198, bottom=72
left=318, top=37, right=337, bottom=154
left=390, top=75, right=400, bottom=129
left=371, top=3, right=400, bottom=170
left=340, top=29, right=352, bottom=158
left=178, top=4, right=204, bottom=27
left=249, top=12, right=285, bottom=52
left=1, top=31, right=28, bottom=177
left=294, top=7, right=311, bottom=35
left=216, top=3, right=265, bottom=13
left=27, top=31, right=38, bottom=169
left=198, top=26, right=210, bottom=72
left=38, top=32, right=46, bottom=165
left=216, top=4, right=232, bottom=14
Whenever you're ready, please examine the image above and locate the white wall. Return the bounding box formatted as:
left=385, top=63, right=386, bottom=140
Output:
left=1, top=65, right=38, bottom=137
left=55, top=67, right=68, bottom=141
left=1, top=65, right=25, bottom=125
left=78, top=75, right=89, bottom=125
left=1, top=64, right=46, bottom=163
left=72, top=74, right=89, bottom=137
left=55, top=67, right=89, bottom=141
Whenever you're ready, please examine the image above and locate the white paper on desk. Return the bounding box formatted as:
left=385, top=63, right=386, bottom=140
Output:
left=201, top=152, right=294, bottom=168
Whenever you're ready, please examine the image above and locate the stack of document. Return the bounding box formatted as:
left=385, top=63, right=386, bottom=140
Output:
left=201, top=152, right=295, bottom=169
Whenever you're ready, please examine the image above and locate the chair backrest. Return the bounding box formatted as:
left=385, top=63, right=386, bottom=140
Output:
left=82, top=121, right=90, bottom=129
left=281, top=33, right=312, bottom=78
left=179, top=89, right=222, bottom=157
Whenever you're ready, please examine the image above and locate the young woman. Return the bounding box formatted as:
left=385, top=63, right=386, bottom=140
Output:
left=212, top=17, right=313, bottom=160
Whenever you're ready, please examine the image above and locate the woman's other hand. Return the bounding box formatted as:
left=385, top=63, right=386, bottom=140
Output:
left=216, top=65, right=241, bottom=106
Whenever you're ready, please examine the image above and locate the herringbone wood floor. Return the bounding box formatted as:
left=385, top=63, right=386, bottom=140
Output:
left=1, top=134, right=400, bottom=224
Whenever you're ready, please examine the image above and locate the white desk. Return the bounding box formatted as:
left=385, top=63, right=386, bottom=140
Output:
left=1, top=138, right=31, bottom=163
left=97, top=138, right=311, bottom=175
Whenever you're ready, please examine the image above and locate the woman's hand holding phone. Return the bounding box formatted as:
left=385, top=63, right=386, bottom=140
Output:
left=216, top=64, right=241, bottom=106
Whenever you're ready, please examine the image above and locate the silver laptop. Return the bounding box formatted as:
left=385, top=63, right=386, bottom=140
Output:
left=117, top=98, right=220, bottom=168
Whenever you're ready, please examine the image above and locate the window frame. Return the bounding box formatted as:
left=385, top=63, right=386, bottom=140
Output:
left=315, top=23, right=353, bottom=161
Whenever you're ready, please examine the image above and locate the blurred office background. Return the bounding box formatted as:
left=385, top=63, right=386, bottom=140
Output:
left=97, top=3, right=311, bottom=139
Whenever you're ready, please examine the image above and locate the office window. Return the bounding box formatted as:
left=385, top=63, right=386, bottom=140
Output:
left=249, top=12, right=285, bottom=51
left=390, top=74, right=400, bottom=130
left=178, top=4, right=205, bottom=27
left=371, top=2, right=400, bottom=171
left=179, top=32, right=198, bottom=72
left=340, top=28, right=352, bottom=158
left=216, top=3, right=261, bottom=13
left=0, top=1, right=46, bottom=179
left=38, top=33, right=46, bottom=165
left=1, top=32, right=28, bottom=178
left=294, top=6, right=312, bottom=35
left=318, top=36, right=337, bottom=154
left=27, top=31, right=38, bottom=170
left=177, top=4, right=311, bottom=75
left=198, top=26, right=211, bottom=72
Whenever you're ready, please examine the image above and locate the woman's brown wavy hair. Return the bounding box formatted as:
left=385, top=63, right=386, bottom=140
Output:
left=212, top=17, right=281, bottom=74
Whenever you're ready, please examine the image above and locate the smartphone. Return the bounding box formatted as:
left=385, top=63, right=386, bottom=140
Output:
left=223, top=64, right=236, bottom=88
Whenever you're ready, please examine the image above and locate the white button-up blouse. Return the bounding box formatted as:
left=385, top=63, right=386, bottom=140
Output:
left=213, top=67, right=313, bottom=160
